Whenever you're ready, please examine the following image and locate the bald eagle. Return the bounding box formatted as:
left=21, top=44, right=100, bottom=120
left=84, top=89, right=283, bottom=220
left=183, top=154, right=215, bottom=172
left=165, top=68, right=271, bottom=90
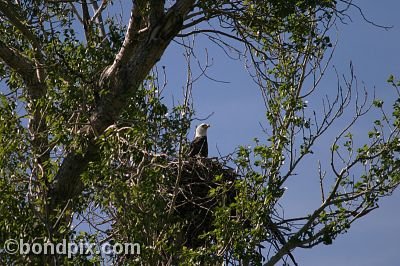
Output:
left=188, top=123, right=210, bottom=157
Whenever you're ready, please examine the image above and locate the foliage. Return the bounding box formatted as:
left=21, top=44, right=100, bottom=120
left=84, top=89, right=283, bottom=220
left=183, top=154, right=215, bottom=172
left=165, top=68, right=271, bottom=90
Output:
left=0, top=1, right=399, bottom=265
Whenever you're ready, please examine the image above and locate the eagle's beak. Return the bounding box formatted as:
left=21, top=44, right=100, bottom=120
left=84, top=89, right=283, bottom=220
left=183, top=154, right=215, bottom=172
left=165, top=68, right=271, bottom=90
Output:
left=206, top=124, right=211, bottom=128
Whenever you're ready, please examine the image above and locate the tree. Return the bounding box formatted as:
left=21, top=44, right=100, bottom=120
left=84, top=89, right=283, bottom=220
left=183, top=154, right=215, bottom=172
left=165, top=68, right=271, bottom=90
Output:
left=0, top=0, right=399, bottom=265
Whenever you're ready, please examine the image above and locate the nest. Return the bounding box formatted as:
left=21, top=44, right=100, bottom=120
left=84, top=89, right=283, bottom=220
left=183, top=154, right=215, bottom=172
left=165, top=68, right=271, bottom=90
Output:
left=166, top=157, right=238, bottom=249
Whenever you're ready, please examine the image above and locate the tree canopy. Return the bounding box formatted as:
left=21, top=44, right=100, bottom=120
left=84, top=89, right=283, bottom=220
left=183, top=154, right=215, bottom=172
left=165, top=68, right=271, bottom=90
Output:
left=0, top=0, right=399, bottom=265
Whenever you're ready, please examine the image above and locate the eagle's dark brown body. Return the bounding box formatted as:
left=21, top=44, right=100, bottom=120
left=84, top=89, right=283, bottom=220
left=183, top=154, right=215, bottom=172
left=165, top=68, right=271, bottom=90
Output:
left=188, top=136, right=208, bottom=157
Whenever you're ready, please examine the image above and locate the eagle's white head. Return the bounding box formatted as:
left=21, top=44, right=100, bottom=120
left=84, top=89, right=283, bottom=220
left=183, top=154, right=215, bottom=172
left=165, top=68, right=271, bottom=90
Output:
left=195, top=123, right=211, bottom=138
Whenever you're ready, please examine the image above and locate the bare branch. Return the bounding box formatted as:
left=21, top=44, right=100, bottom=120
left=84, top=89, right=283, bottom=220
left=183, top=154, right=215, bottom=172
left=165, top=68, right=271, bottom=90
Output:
left=0, top=42, right=37, bottom=81
left=90, top=0, right=108, bottom=23
left=81, top=0, right=92, bottom=41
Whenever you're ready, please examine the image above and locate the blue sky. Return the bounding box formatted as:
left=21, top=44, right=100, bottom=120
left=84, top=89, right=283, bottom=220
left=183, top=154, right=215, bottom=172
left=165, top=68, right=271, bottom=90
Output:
left=293, top=2, right=400, bottom=265
left=159, top=1, right=400, bottom=265
left=2, top=1, right=397, bottom=265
